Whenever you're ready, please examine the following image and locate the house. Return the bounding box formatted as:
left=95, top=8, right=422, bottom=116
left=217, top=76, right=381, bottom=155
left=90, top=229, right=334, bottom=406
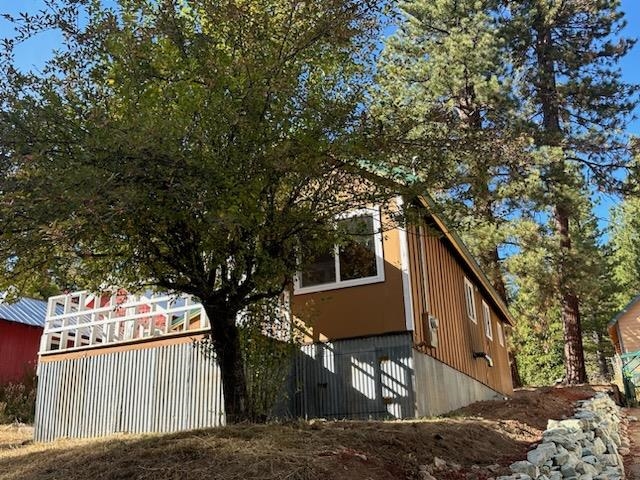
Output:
left=0, top=298, right=48, bottom=384
left=290, top=196, right=513, bottom=419
left=33, top=196, right=514, bottom=441
left=608, top=294, right=640, bottom=356
left=608, top=295, right=640, bottom=401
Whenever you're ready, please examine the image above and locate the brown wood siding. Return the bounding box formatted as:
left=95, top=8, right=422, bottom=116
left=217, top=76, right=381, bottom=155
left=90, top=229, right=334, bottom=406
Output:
left=291, top=226, right=406, bottom=342
left=616, top=300, right=640, bottom=353
left=408, top=224, right=513, bottom=395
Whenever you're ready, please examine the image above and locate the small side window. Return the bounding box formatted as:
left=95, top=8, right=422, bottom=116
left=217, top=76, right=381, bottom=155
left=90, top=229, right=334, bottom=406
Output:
left=464, top=277, right=477, bottom=324
left=482, top=301, right=493, bottom=340
left=497, top=322, right=504, bottom=347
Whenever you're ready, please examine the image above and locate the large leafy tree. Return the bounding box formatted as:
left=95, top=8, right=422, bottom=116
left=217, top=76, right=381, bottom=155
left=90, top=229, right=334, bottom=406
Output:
left=0, top=0, right=393, bottom=421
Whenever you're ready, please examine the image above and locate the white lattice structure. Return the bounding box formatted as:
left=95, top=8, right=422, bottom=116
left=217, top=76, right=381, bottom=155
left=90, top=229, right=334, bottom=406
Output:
left=40, top=290, right=209, bottom=353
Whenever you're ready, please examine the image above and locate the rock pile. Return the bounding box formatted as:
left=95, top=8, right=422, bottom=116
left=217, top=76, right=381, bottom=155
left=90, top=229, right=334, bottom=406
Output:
left=500, top=393, right=630, bottom=480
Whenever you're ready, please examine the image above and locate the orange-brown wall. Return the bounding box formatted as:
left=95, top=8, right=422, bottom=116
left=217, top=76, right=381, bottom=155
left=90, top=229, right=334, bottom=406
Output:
left=291, top=225, right=406, bottom=342
left=615, top=300, right=640, bottom=353
left=407, top=223, right=513, bottom=395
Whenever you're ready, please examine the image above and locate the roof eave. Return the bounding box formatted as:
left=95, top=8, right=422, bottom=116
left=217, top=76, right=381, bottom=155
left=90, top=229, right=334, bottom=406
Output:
left=415, top=195, right=516, bottom=327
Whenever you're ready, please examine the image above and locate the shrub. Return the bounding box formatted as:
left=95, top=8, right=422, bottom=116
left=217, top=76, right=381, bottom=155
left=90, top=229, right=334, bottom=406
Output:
left=0, top=370, right=37, bottom=424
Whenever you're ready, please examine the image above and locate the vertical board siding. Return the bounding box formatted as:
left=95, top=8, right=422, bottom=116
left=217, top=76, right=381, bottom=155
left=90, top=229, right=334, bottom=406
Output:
left=34, top=342, right=225, bottom=442
left=408, top=225, right=513, bottom=395
left=292, top=333, right=415, bottom=420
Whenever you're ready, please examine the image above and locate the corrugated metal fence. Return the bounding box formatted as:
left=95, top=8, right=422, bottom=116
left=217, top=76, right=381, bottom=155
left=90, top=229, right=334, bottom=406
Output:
left=291, top=333, right=415, bottom=420
left=35, top=342, right=225, bottom=442
left=35, top=333, right=416, bottom=441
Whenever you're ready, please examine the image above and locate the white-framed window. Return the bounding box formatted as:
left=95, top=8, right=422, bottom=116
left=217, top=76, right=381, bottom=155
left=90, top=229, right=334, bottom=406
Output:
left=294, top=208, right=385, bottom=295
left=482, top=300, right=493, bottom=340
left=463, top=277, right=477, bottom=323
left=497, top=321, right=504, bottom=347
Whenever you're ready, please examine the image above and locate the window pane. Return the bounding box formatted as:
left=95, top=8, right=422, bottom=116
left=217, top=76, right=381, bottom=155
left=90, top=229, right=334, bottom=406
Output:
left=300, top=249, right=336, bottom=287
left=339, top=214, right=378, bottom=281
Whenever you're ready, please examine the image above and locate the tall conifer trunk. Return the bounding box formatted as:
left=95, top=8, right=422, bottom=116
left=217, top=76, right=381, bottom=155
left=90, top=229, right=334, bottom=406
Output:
left=533, top=9, right=587, bottom=384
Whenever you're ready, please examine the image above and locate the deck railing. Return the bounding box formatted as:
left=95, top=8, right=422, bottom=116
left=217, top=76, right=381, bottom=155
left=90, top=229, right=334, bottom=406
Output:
left=40, top=291, right=210, bottom=354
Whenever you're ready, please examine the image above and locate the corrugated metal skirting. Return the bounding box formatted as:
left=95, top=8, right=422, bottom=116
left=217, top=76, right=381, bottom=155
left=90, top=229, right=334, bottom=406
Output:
left=291, top=333, right=415, bottom=419
left=34, top=342, right=225, bottom=442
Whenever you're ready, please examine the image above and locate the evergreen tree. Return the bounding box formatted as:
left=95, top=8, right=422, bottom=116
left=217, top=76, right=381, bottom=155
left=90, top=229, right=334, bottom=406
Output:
left=505, top=0, right=637, bottom=384
left=374, top=0, right=526, bottom=301
left=610, top=196, right=640, bottom=308
left=508, top=186, right=617, bottom=383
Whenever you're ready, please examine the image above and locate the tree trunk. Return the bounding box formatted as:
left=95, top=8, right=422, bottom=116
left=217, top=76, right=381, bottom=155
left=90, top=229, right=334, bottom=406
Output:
left=534, top=11, right=587, bottom=385
left=203, top=303, right=252, bottom=423
left=554, top=206, right=588, bottom=384
left=509, top=349, right=523, bottom=388
left=595, top=331, right=611, bottom=380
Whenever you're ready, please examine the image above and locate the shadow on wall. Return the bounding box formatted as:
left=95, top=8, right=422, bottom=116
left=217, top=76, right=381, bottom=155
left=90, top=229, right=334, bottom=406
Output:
left=289, top=333, right=415, bottom=420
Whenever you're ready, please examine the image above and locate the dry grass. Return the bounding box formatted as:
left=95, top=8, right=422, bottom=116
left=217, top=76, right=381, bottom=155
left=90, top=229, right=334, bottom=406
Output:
left=0, top=386, right=611, bottom=480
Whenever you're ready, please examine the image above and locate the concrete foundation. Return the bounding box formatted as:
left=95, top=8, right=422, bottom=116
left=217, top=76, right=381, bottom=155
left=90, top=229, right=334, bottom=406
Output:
left=413, top=348, right=502, bottom=417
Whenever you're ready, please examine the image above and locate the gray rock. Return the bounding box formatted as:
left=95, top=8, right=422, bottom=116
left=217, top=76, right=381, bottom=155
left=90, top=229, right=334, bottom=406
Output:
left=527, top=443, right=557, bottom=466
left=553, top=453, right=570, bottom=466
left=547, top=420, right=561, bottom=430
left=510, top=461, right=539, bottom=478
left=579, top=475, right=593, bottom=480
left=544, top=427, right=570, bottom=437
left=592, top=438, right=607, bottom=456
left=600, top=453, right=618, bottom=467
left=549, top=471, right=562, bottom=480
left=561, top=464, right=578, bottom=477
left=576, top=463, right=599, bottom=476
left=559, top=419, right=585, bottom=432
left=582, top=456, right=599, bottom=466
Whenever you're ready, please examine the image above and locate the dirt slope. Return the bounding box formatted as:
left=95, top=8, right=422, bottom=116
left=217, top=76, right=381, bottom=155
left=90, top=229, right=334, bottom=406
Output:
left=0, top=386, right=606, bottom=480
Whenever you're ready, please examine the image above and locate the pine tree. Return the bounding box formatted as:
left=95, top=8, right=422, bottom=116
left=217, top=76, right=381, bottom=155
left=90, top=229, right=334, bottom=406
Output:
left=506, top=0, right=637, bottom=384
left=374, top=0, right=525, bottom=301
left=508, top=185, right=617, bottom=383
left=610, top=196, right=640, bottom=308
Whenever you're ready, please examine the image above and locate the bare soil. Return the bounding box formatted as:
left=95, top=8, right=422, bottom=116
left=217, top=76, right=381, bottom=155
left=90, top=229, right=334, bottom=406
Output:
left=623, top=408, right=640, bottom=480
left=0, top=385, right=611, bottom=480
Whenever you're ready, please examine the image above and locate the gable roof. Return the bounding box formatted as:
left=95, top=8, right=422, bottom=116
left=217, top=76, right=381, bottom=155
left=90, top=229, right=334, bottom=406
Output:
left=608, top=294, right=640, bottom=328
left=0, top=297, right=48, bottom=328
left=416, top=195, right=515, bottom=327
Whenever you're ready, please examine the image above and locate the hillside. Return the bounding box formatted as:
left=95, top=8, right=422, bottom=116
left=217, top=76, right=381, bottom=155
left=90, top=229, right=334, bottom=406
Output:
left=0, top=386, right=607, bottom=480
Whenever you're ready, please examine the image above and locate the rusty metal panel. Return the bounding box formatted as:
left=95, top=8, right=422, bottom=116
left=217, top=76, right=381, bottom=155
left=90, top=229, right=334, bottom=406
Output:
left=34, top=342, right=225, bottom=442
left=292, top=333, right=415, bottom=420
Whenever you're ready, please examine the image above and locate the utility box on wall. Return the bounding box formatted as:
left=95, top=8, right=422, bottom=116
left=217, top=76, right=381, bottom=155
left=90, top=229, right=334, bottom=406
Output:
left=422, top=312, right=439, bottom=348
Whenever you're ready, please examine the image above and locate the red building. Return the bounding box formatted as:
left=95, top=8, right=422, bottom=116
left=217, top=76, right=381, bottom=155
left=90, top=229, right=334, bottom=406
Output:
left=0, top=298, right=47, bottom=384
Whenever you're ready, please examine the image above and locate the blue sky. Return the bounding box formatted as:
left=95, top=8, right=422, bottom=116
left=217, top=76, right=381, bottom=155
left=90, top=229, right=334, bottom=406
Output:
left=1, top=0, right=639, bottom=230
